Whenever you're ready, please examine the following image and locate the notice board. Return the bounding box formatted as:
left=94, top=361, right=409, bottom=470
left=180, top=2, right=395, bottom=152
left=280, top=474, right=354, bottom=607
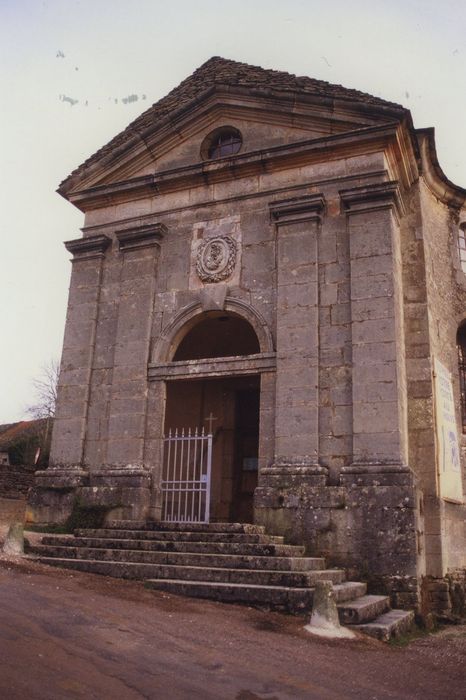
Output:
left=433, top=357, right=464, bottom=503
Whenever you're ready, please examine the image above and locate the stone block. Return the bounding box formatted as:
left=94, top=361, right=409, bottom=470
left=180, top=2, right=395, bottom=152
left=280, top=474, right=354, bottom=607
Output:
left=62, top=319, right=97, bottom=350
left=105, top=438, right=144, bottom=465
left=319, top=346, right=346, bottom=367
left=319, top=435, right=352, bottom=459
left=352, top=343, right=397, bottom=366
left=351, top=296, right=394, bottom=321
left=320, top=283, right=338, bottom=306
left=328, top=383, right=352, bottom=406
left=277, top=281, right=317, bottom=309
left=330, top=303, right=351, bottom=325
left=351, top=253, right=392, bottom=278
left=318, top=231, right=337, bottom=264
left=353, top=380, right=398, bottom=403
left=350, top=274, right=394, bottom=301
left=352, top=431, right=402, bottom=462
left=353, top=401, right=399, bottom=433
left=107, top=413, right=146, bottom=440
left=319, top=406, right=352, bottom=437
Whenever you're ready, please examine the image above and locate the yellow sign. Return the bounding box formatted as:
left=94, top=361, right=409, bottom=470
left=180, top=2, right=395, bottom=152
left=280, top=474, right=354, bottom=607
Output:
left=433, top=358, right=464, bottom=503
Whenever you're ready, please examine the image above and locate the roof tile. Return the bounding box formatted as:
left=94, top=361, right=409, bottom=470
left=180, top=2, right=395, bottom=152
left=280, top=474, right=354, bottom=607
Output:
left=59, top=56, right=405, bottom=192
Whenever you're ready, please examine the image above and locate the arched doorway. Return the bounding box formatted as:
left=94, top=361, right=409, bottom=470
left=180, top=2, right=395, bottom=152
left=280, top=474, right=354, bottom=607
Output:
left=163, top=311, right=262, bottom=523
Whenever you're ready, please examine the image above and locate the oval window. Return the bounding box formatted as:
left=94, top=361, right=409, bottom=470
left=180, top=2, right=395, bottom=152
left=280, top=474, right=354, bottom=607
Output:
left=201, top=127, right=242, bottom=160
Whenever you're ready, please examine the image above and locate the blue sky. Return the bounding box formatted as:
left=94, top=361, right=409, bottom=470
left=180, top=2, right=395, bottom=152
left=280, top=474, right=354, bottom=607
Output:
left=1, top=0, right=465, bottom=421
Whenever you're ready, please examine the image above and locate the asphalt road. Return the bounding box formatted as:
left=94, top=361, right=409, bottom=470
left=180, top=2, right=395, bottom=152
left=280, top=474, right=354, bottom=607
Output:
left=0, top=556, right=465, bottom=700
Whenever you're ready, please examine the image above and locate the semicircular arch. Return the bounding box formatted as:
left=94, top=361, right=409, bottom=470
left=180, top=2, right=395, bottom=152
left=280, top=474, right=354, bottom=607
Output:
left=151, top=297, right=274, bottom=364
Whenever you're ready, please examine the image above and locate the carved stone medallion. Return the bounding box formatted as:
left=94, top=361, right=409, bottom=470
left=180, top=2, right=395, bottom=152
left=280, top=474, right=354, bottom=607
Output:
left=196, top=235, right=237, bottom=283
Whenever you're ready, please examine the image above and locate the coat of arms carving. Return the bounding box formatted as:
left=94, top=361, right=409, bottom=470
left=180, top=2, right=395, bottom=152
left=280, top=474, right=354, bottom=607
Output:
left=196, top=235, right=237, bottom=283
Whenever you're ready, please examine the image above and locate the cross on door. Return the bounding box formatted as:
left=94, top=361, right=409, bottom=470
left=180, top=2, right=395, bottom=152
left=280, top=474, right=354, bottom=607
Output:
left=204, top=412, right=218, bottom=435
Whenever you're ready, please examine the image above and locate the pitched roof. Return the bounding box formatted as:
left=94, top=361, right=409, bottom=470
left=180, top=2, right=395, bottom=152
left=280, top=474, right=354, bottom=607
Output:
left=59, top=56, right=406, bottom=193
left=0, top=420, right=48, bottom=451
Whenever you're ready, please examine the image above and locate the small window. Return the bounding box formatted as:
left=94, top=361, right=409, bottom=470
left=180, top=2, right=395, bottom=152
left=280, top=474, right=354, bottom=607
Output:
left=201, top=127, right=242, bottom=161
left=457, top=322, right=466, bottom=432
left=458, top=223, right=466, bottom=274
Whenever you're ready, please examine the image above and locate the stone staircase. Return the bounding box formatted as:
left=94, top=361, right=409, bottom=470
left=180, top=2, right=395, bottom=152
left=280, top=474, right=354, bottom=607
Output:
left=28, top=521, right=414, bottom=641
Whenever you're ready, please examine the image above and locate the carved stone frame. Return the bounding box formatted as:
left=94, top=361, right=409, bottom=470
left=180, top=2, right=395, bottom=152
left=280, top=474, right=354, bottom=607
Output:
left=145, top=299, right=276, bottom=520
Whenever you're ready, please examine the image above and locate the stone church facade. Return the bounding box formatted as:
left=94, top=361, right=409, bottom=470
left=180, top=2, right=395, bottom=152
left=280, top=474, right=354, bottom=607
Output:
left=29, top=58, right=466, bottom=610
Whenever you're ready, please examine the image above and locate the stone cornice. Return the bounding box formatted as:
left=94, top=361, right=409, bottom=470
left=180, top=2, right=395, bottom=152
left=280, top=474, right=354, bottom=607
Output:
left=64, top=123, right=415, bottom=212
left=64, top=234, right=111, bottom=260
left=115, top=223, right=167, bottom=251
left=81, top=170, right=388, bottom=236
left=148, top=352, right=276, bottom=381
left=269, top=193, right=326, bottom=224
left=417, top=128, right=466, bottom=209
left=339, top=181, right=406, bottom=222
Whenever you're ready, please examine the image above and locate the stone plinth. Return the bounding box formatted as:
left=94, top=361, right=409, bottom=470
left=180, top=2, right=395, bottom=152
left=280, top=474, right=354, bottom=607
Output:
left=27, top=467, right=89, bottom=525
left=255, top=463, right=420, bottom=608
left=80, top=467, right=151, bottom=522
left=26, top=466, right=151, bottom=526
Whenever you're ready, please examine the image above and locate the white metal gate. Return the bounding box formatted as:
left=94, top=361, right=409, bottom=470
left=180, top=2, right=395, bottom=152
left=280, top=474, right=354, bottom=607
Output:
left=161, top=428, right=212, bottom=523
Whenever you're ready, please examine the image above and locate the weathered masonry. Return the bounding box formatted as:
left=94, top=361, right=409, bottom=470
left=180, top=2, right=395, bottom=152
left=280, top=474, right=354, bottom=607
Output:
left=29, top=57, right=466, bottom=614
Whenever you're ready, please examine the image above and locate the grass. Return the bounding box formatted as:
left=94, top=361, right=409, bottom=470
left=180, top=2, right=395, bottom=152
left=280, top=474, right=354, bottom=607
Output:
left=388, top=623, right=432, bottom=647
left=24, top=523, right=69, bottom=534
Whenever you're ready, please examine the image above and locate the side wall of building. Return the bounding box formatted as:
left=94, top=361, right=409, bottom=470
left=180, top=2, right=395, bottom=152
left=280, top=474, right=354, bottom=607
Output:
left=418, top=181, right=466, bottom=575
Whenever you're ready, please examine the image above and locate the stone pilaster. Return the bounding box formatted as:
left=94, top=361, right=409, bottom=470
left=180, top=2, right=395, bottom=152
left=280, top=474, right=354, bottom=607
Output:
left=89, top=223, right=166, bottom=521
left=104, top=224, right=165, bottom=466
left=255, top=195, right=327, bottom=537
left=269, top=194, right=326, bottom=475
left=338, top=182, right=419, bottom=600
left=52, top=234, right=111, bottom=465
left=144, top=379, right=167, bottom=520
left=339, top=182, right=409, bottom=469
left=28, top=234, right=110, bottom=524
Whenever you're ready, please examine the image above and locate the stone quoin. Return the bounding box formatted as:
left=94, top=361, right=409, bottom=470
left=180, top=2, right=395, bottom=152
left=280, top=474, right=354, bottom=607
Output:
left=27, top=57, right=466, bottom=617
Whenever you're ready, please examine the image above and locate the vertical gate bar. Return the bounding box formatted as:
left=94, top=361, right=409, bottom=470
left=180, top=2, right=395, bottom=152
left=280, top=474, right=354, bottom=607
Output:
left=205, top=432, right=213, bottom=523
left=164, top=431, right=171, bottom=521
left=192, top=427, right=198, bottom=522
left=171, top=428, right=178, bottom=521
left=178, top=428, right=184, bottom=521
left=176, top=428, right=181, bottom=522
left=199, top=428, right=205, bottom=522
left=185, top=428, right=191, bottom=522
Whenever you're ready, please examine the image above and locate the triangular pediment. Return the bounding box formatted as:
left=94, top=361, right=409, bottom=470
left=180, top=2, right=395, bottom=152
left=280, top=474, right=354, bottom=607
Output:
left=60, top=57, right=407, bottom=198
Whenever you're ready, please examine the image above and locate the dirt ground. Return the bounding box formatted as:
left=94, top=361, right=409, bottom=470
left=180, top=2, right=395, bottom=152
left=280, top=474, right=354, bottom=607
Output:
left=0, top=552, right=465, bottom=700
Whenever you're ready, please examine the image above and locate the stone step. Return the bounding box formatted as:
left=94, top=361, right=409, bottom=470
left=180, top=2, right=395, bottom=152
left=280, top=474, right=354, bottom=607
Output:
left=144, top=578, right=314, bottom=613
left=103, top=521, right=148, bottom=530
left=353, top=609, right=416, bottom=642
left=40, top=535, right=304, bottom=558
left=31, top=543, right=326, bottom=571
left=73, top=529, right=284, bottom=544
left=34, top=557, right=312, bottom=611
left=332, top=581, right=367, bottom=603
left=151, top=565, right=345, bottom=587
left=31, top=517, right=414, bottom=640
left=34, top=553, right=381, bottom=621
left=103, top=521, right=265, bottom=534
left=61, top=560, right=345, bottom=587
left=337, top=594, right=391, bottom=624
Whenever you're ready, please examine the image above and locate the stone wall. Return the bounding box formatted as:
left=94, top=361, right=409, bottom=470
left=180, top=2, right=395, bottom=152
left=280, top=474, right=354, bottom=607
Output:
left=0, top=464, right=30, bottom=539
left=255, top=467, right=419, bottom=610
left=418, top=181, right=466, bottom=575
left=0, top=464, right=35, bottom=499
left=421, top=569, right=466, bottom=621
